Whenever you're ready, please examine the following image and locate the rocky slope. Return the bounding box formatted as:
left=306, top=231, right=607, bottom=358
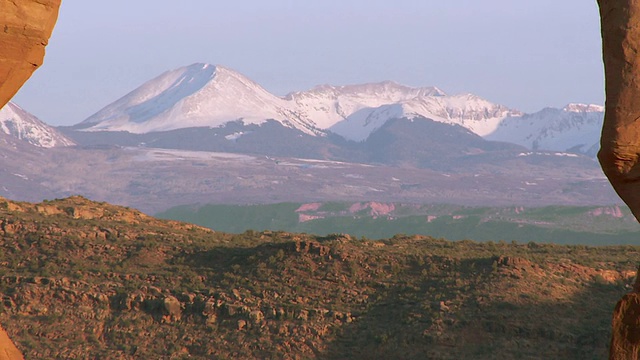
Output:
left=0, top=102, right=73, bottom=148
left=0, top=196, right=636, bottom=358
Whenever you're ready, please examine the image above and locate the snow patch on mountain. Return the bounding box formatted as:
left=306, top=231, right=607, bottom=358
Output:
left=0, top=102, right=74, bottom=148
left=485, top=103, right=603, bottom=156
left=563, top=103, right=604, bottom=113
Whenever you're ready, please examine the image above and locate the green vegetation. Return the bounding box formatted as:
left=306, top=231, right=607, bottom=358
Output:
left=158, top=202, right=640, bottom=244
left=163, top=202, right=301, bottom=233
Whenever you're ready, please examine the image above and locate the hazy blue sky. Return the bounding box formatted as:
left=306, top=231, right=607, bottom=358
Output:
left=13, top=0, right=604, bottom=126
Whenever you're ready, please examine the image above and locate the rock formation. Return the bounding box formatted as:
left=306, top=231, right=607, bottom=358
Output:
left=0, top=1, right=61, bottom=358
left=597, top=1, right=640, bottom=359
left=609, top=268, right=640, bottom=360
left=0, top=0, right=61, bottom=109
left=0, top=325, right=22, bottom=360
left=597, top=0, right=640, bottom=221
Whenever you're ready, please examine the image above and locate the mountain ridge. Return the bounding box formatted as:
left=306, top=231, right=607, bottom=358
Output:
left=486, top=105, right=604, bottom=156
left=77, top=63, right=317, bottom=134
left=0, top=102, right=74, bottom=148
left=67, top=63, right=604, bottom=157
left=74, top=63, right=522, bottom=140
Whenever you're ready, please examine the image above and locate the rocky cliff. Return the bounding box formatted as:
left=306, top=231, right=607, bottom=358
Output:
left=0, top=0, right=61, bottom=109
left=598, top=0, right=640, bottom=221
left=597, top=1, right=640, bottom=358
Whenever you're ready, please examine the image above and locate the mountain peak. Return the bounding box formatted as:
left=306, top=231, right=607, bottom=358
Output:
left=563, top=103, right=604, bottom=113
left=79, top=63, right=287, bottom=133
left=78, top=63, right=311, bottom=134
left=0, top=102, right=74, bottom=148
left=297, top=81, right=446, bottom=99
left=185, top=62, right=212, bottom=70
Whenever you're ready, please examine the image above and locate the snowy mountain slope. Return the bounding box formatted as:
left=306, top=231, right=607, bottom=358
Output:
left=0, top=102, right=74, bottom=148
left=79, top=64, right=320, bottom=135
left=76, top=63, right=518, bottom=140
left=484, top=103, right=604, bottom=156
left=330, top=93, right=516, bottom=142
left=284, top=81, right=447, bottom=130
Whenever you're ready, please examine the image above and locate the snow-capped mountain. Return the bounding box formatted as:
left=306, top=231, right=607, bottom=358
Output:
left=73, top=63, right=605, bottom=157
left=329, top=92, right=518, bottom=141
left=0, top=102, right=74, bottom=148
left=485, top=103, right=604, bottom=156
left=76, top=63, right=519, bottom=140
left=285, top=81, right=448, bottom=130
left=79, top=64, right=319, bottom=135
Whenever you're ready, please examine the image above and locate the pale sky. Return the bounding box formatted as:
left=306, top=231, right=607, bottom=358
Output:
left=13, top=0, right=604, bottom=126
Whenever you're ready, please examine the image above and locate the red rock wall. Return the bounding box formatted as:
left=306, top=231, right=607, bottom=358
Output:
left=0, top=325, right=22, bottom=360
left=597, top=0, right=640, bottom=220
left=0, top=0, right=61, bottom=109
left=598, top=3, right=640, bottom=359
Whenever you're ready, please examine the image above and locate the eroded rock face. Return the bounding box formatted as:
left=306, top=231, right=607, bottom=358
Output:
left=610, top=293, right=640, bottom=359
left=0, top=325, right=22, bottom=360
left=609, top=269, right=640, bottom=360
left=597, top=0, right=640, bottom=220
left=0, top=0, right=61, bottom=109
left=597, top=2, right=640, bottom=358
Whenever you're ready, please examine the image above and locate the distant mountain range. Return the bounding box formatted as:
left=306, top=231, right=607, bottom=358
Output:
left=71, top=63, right=518, bottom=139
left=0, top=63, right=616, bottom=213
left=1, top=63, right=604, bottom=159
left=55, top=63, right=603, bottom=157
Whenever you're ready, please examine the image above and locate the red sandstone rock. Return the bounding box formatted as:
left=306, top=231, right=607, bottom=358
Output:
left=609, top=268, right=640, bottom=360
left=0, top=0, right=61, bottom=109
left=597, top=2, right=640, bottom=358
left=0, top=325, right=22, bottom=360
left=597, top=0, right=640, bottom=221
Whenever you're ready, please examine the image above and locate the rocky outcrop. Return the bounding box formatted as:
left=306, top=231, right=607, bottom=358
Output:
left=610, top=268, right=640, bottom=360
left=597, top=0, right=640, bottom=221
left=597, top=1, right=640, bottom=359
left=0, top=0, right=61, bottom=109
left=0, top=325, right=22, bottom=360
